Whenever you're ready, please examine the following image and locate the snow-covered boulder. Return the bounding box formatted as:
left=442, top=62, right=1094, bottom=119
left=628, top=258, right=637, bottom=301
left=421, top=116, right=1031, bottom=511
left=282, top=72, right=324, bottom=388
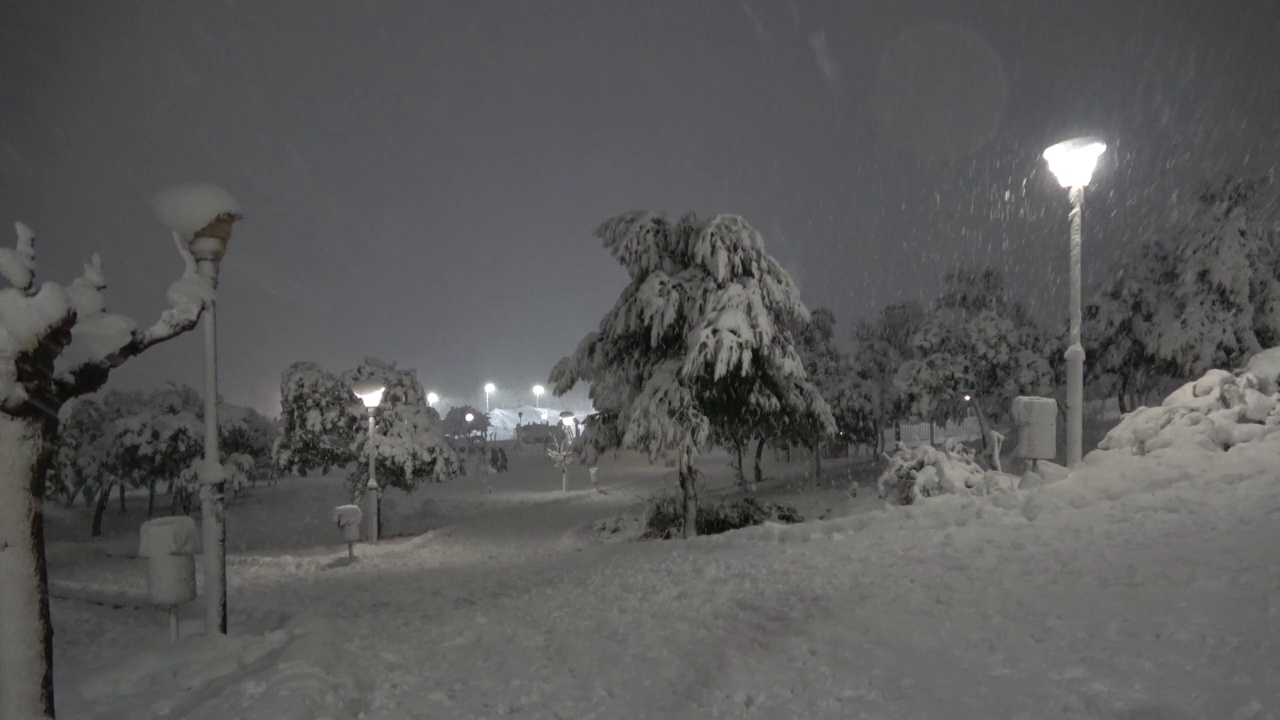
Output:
left=1099, top=353, right=1280, bottom=455
left=877, top=438, right=1018, bottom=505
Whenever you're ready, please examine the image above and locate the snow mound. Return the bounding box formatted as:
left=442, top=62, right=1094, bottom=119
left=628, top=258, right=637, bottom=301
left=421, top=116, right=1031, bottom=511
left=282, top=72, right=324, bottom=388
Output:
left=1244, top=346, right=1280, bottom=389
left=152, top=183, right=239, bottom=238
left=1099, top=356, right=1280, bottom=455
left=877, top=438, right=1018, bottom=505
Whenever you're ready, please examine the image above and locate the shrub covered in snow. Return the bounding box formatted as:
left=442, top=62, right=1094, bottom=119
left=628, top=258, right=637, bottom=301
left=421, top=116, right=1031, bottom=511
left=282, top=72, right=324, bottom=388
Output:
left=1098, top=352, right=1280, bottom=456
left=877, top=438, right=1017, bottom=505
left=642, top=492, right=802, bottom=539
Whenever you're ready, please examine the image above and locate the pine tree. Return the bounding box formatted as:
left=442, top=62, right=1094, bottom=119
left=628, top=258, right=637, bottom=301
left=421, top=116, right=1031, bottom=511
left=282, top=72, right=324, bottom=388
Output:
left=551, top=212, right=833, bottom=537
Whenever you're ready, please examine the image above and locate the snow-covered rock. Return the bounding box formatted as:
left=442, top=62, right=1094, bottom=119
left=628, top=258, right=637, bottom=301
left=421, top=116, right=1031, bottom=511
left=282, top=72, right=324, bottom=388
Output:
left=1099, top=352, right=1280, bottom=455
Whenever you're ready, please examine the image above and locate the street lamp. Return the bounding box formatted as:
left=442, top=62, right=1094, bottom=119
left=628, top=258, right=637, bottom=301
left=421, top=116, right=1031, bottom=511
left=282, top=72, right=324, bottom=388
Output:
left=426, top=391, right=438, bottom=408
left=1043, top=136, right=1106, bottom=469
left=484, top=382, right=496, bottom=412
left=353, top=380, right=385, bottom=544
left=532, top=384, right=545, bottom=409
left=153, top=183, right=241, bottom=636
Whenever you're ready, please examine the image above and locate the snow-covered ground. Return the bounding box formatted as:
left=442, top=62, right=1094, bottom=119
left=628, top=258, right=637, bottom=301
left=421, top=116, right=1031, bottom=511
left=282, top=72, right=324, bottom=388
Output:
left=44, top=434, right=1279, bottom=719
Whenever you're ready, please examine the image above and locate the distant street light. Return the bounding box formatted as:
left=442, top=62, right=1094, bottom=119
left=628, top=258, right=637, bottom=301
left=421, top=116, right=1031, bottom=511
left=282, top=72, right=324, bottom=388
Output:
left=1043, top=136, right=1106, bottom=469
left=533, top=384, right=545, bottom=409
left=465, top=412, right=475, bottom=423
left=426, top=391, right=439, bottom=408
left=484, top=382, right=496, bottom=412
left=153, top=183, right=241, bottom=637
left=353, top=380, right=386, bottom=543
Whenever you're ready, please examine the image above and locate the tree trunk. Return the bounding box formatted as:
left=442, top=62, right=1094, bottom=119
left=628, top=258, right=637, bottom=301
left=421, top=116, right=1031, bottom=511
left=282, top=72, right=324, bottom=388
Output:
left=146, top=479, right=157, bottom=519
left=810, top=442, right=821, bottom=481
left=62, top=480, right=84, bottom=509
left=732, top=439, right=745, bottom=489
left=752, top=437, right=766, bottom=491
left=91, top=482, right=111, bottom=538
left=0, top=413, right=59, bottom=719
left=117, top=481, right=126, bottom=513
left=678, top=450, right=698, bottom=539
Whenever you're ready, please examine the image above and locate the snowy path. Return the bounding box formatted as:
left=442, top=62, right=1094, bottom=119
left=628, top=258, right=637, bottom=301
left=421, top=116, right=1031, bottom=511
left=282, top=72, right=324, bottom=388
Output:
left=48, top=448, right=1280, bottom=719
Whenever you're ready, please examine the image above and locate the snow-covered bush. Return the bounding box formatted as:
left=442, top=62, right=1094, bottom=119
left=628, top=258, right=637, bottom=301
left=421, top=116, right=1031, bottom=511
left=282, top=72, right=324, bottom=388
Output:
left=877, top=438, right=1017, bottom=505
left=642, top=492, right=802, bottom=539
left=1098, top=353, right=1280, bottom=456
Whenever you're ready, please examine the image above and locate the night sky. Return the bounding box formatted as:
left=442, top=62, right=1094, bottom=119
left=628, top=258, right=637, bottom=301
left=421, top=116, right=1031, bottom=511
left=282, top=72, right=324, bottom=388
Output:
left=2, top=0, right=1277, bottom=414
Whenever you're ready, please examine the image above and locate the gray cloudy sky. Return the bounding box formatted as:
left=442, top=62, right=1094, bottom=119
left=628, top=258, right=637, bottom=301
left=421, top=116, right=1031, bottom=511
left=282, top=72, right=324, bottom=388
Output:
left=2, top=0, right=1277, bottom=414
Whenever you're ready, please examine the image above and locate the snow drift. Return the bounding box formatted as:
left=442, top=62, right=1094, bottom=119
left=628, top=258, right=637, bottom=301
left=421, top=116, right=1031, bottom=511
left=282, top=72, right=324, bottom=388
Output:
left=1099, top=348, right=1280, bottom=455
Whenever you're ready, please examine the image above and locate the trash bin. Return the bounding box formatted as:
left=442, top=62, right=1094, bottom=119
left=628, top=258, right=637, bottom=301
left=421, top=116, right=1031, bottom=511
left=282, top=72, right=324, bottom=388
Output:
left=333, top=504, right=363, bottom=542
left=139, top=516, right=199, bottom=607
left=333, top=505, right=363, bottom=558
left=1012, top=396, right=1057, bottom=460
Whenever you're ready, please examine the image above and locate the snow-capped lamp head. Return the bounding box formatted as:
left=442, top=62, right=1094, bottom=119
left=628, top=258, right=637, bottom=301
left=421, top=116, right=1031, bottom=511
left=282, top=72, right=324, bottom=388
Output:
left=153, top=183, right=242, bottom=262
left=353, top=380, right=386, bottom=411
left=1042, top=137, right=1106, bottom=189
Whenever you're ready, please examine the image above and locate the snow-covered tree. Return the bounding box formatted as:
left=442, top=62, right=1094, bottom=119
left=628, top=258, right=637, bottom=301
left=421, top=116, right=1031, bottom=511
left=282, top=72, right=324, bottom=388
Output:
left=441, top=404, right=490, bottom=440
left=47, top=398, right=108, bottom=508
left=852, top=301, right=924, bottom=452
left=273, top=357, right=460, bottom=533
left=1082, top=240, right=1179, bottom=411
left=99, top=404, right=202, bottom=532
left=1148, top=177, right=1280, bottom=377
left=895, top=268, right=1051, bottom=426
left=273, top=361, right=355, bottom=475
left=217, top=402, right=276, bottom=491
left=550, top=212, right=833, bottom=537
left=0, top=190, right=237, bottom=719
left=789, top=308, right=875, bottom=480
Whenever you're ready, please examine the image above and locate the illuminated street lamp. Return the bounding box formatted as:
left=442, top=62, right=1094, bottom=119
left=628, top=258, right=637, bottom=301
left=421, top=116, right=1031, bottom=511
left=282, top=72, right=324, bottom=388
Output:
left=484, top=382, right=496, bottom=412
left=533, top=384, right=545, bottom=409
left=153, top=183, right=241, bottom=636
left=426, top=391, right=439, bottom=408
left=1043, top=136, right=1106, bottom=469
left=353, top=380, right=386, bottom=543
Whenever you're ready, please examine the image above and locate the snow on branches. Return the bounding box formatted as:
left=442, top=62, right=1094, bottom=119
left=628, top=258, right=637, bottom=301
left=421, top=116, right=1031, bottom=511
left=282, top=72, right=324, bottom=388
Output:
left=274, top=357, right=460, bottom=493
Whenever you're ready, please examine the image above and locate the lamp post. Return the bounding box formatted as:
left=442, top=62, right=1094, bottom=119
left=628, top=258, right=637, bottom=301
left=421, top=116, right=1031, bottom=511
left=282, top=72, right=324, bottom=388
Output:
left=153, top=183, right=241, bottom=636
left=353, top=380, right=386, bottom=543
left=532, top=384, right=545, bottom=409
left=484, top=382, right=496, bottom=412
left=1042, top=136, right=1106, bottom=469
left=426, top=391, right=439, bottom=409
